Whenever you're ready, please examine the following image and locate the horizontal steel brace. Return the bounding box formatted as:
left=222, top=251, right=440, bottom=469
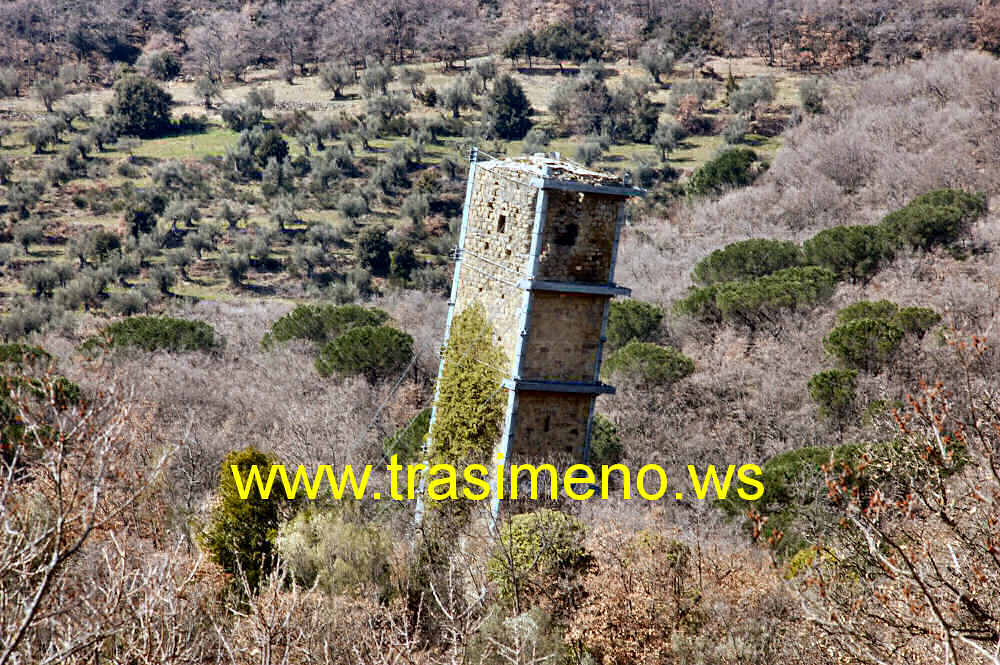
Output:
left=528, top=176, right=644, bottom=197
left=501, top=378, right=616, bottom=395
left=517, top=279, right=631, bottom=297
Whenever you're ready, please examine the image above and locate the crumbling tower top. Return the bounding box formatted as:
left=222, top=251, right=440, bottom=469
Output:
left=476, top=152, right=642, bottom=192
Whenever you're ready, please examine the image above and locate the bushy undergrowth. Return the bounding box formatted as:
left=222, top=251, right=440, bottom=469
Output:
left=605, top=299, right=664, bottom=351
left=383, top=406, right=430, bottom=463
left=314, top=324, right=413, bottom=381
left=718, top=441, right=887, bottom=556
left=675, top=266, right=837, bottom=328
left=687, top=148, right=766, bottom=196
left=675, top=188, right=980, bottom=331
left=488, top=509, right=591, bottom=612
left=1, top=344, right=82, bottom=461
left=604, top=341, right=694, bottom=387
left=261, top=304, right=389, bottom=349
left=81, top=316, right=221, bottom=354
left=692, top=238, right=804, bottom=286
left=201, top=446, right=284, bottom=590
left=823, top=300, right=940, bottom=372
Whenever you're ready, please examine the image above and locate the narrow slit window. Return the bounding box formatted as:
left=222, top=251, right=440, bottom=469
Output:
left=497, top=214, right=507, bottom=233
left=554, top=222, right=578, bottom=246
left=543, top=415, right=551, bottom=432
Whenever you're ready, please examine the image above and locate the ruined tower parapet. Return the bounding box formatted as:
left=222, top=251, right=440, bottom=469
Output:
left=423, top=150, right=641, bottom=517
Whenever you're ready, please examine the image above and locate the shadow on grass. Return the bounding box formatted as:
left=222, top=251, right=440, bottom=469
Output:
left=242, top=282, right=277, bottom=296
left=514, top=66, right=580, bottom=77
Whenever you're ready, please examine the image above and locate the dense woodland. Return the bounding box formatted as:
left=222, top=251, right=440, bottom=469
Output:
left=2, top=0, right=1000, bottom=664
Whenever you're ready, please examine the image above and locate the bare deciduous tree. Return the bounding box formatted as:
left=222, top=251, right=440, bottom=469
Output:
left=0, top=373, right=174, bottom=664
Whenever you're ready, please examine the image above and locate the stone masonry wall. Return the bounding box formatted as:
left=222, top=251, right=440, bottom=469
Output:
left=453, top=163, right=537, bottom=369
left=537, top=191, right=621, bottom=283
left=520, top=293, right=605, bottom=382
left=511, top=391, right=595, bottom=458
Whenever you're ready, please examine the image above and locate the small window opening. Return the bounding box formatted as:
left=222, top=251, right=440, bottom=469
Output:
left=497, top=214, right=507, bottom=233
left=544, top=415, right=551, bottom=432
left=554, top=222, right=579, bottom=246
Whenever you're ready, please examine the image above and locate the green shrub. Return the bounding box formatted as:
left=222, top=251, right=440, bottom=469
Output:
left=487, top=509, right=591, bottom=607
left=718, top=443, right=864, bottom=556
left=678, top=266, right=836, bottom=328
left=315, top=325, right=413, bottom=382
left=807, top=369, right=858, bottom=421
left=588, top=413, right=623, bottom=467
left=261, top=304, right=389, bottom=349
left=81, top=316, right=221, bottom=354
left=604, top=341, right=694, bottom=387
left=355, top=225, right=391, bottom=276
left=384, top=407, right=431, bottom=463
left=390, top=244, right=418, bottom=281
left=880, top=189, right=987, bottom=250
left=253, top=129, right=289, bottom=168
left=692, top=238, right=804, bottom=286
left=823, top=318, right=904, bottom=372
left=686, top=148, right=764, bottom=196
left=221, top=102, right=264, bottom=132
left=88, top=230, right=122, bottom=263
left=537, top=22, right=603, bottom=68
left=802, top=225, right=894, bottom=282
left=672, top=284, right=721, bottom=323
left=835, top=300, right=940, bottom=337
left=485, top=74, right=532, bottom=140
left=910, top=188, right=987, bottom=217
left=429, top=304, right=508, bottom=463
left=835, top=299, right=902, bottom=326
left=882, top=204, right=967, bottom=250
left=201, top=447, right=284, bottom=591
left=606, top=299, right=664, bottom=351
left=277, top=508, right=391, bottom=597
left=893, top=306, right=941, bottom=336
left=0, top=343, right=52, bottom=366
left=108, top=75, right=173, bottom=138
left=716, top=266, right=835, bottom=323
left=142, top=51, right=181, bottom=81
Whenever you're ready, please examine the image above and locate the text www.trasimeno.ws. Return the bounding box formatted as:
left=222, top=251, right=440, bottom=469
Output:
left=231, top=455, right=765, bottom=502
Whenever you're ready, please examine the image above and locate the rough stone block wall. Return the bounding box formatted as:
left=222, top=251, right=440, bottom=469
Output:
left=520, top=293, right=605, bottom=382
left=511, top=392, right=595, bottom=458
left=444, top=156, right=627, bottom=471
left=537, top=191, right=620, bottom=283
left=453, top=164, right=538, bottom=367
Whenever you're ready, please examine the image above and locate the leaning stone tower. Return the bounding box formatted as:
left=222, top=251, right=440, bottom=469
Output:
left=424, top=149, right=641, bottom=517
